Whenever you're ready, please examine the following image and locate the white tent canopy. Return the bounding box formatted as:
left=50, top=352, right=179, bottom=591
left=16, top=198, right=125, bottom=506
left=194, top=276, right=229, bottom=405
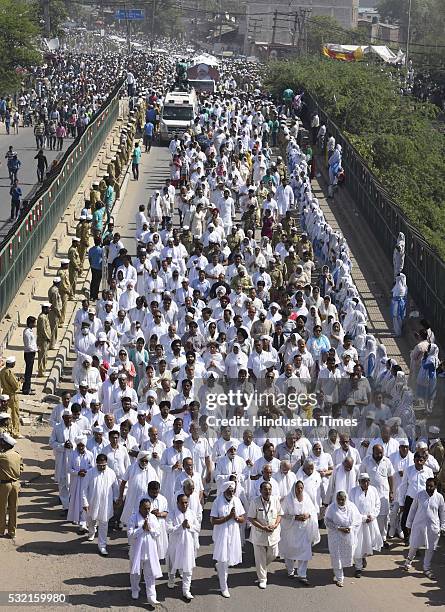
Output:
left=325, top=43, right=406, bottom=64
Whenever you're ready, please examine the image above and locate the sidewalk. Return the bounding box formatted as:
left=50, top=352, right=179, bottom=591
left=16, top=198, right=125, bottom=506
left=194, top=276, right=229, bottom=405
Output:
left=311, top=159, right=411, bottom=372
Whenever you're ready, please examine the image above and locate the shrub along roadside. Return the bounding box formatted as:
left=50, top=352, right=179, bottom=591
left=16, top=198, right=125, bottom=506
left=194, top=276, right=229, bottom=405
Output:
left=265, top=58, right=445, bottom=259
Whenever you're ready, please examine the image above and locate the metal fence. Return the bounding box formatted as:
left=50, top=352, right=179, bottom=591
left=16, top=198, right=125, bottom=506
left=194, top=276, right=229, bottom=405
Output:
left=305, top=92, right=445, bottom=349
left=0, top=80, right=124, bottom=321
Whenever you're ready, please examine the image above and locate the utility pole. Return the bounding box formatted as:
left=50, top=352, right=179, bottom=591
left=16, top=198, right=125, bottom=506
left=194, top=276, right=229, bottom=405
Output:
left=124, top=3, right=131, bottom=54
left=406, top=0, right=412, bottom=76
left=151, top=0, right=156, bottom=40
left=42, top=0, right=51, bottom=38
left=291, top=12, right=300, bottom=49
left=269, top=9, right=278, bottom=57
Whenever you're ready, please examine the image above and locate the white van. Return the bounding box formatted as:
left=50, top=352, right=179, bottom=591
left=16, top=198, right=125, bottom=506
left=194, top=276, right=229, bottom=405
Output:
left=160, top=89, right=198, bottom=144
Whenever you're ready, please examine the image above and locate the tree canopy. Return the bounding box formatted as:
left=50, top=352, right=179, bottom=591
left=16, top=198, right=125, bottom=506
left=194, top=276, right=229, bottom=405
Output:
left=0, top=0, right=41, bottom=92
left=265, top=57, right=445, bottom=258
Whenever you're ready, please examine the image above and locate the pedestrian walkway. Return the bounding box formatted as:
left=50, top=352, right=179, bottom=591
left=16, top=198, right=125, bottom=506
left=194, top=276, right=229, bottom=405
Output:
left=311, top=164, right=411, bottom=372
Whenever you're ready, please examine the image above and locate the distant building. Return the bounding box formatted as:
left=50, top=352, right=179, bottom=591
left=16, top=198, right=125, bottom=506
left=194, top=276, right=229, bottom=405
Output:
left=246, top=0, right=359, bottom=49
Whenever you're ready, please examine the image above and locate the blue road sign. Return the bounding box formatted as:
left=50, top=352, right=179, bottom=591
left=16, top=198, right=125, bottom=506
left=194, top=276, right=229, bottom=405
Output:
left=114, top=9, right=144, bottom=20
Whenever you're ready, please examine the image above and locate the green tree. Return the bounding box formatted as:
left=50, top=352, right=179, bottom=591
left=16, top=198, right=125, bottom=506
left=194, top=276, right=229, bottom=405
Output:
left=265, top=57, right=445, bottom=258
left=0, top=0, right=41, bottom=92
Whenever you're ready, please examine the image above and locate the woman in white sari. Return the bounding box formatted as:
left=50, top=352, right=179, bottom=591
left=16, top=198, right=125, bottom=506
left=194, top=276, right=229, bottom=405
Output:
left=210, top=481, right=246, bottom=598
left=279, top=481, right=320, bottom=584
left=325, top=490, right=362, bottom=587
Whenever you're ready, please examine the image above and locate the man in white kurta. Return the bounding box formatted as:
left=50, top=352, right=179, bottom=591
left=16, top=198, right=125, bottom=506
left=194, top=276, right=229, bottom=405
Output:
left=295, top=458, right=322, bottom=506
left=145, top=481, right=169, bottom=560
left=67, top=436, right=94, bottom=531
left=404, top=479, right=445, bottom=576
left=237, top=430, right=262, bottom=500
left=360, top=444, right=395, bottom=547
left=127, top=498, right=163, bottom=605
left=49, top=410, right=81, bottom=509
left=210, top=481, right=246, bottom=598
left=350, top=474, right=383, bottom=576
left=160, top=436, right=192, bottom=507
left=275, top=461, right=297, bottom=501
left=326, top=457, right=359, bottom=504
left=166, top=494, right=200, bottom=600
left=82, top=454, right=119, bottom=555
left=279, top=480, right=320, bottom=583
left=247, top=481, right=283, bottom=589
left=118, top=451, right=159, bottom=526
left=214, top=443, right=247, bottom=494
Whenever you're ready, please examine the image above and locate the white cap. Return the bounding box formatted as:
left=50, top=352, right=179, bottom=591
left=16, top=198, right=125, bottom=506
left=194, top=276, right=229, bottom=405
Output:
left=0, top=394, right=10, bottom=401
left=137, top=408, right=146, bottom=415
left=359, top=473, right=370, bottom=480
left=399, top=438, right=409, bottom=446
left=75, top=435, right=87, bottom=445
left=42, top=302, right=52, bottom=308
left=0, top=432, right=16, bottom=447
left=93, top=426, right=103, bottom=433
left=0, top=412, right=10, bottom=419
left=82, top=356, right=93, bottom=364
left=173, top=433, right=185, bottom=442
left=146, top=390, right=157, bottom=399
left=118, top=373, right=127, bottom=380
left=79, top=380, right=89, bottom=387
left=97, top=332, right=107, bottom=341
left=60, top=259, right=69, bottom=265
left=72, top=237, right=80, bottom=243
left=5, top=357, right=16, bottom=365
left=416, top=441, right=428, bottom=449
left=429, top=426, right=440, bottom=435
left=53, top=277, right=61, bottom=283
left=62, top=408, right=71, bottom=416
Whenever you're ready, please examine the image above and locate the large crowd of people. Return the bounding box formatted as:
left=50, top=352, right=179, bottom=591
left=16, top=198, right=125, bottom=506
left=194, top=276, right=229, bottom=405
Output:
left=0, top=44, right=444, bottom=605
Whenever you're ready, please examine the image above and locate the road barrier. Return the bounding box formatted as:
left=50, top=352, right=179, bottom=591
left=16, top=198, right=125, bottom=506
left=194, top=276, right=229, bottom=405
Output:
left=305, top=92, right=445, bottom=348
left=0, top=80, right=125, bottom=320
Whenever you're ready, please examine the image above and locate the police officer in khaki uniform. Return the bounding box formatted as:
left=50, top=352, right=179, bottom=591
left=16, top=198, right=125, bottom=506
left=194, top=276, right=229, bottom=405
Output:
left=89, top=182, right=101, bottom=212
left=78, top=216, right=92, bottom=265
left=0, top=409, right=13, bottom=436
left=48, top=277, right=62, bottom=349
left=0, top=432, right=24, bottom=539
left=68, top=237, right=82, bottom=295
left=36, top=303, right=51, bottom=377
left=58, top=259, right=71, bottom=321
left=0, top=358, right=20, bottom=438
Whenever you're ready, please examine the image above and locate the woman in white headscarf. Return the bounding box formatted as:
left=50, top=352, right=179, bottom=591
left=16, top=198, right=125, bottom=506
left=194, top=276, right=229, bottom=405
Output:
left=393, top=232, right=405, bottom=278
left=225, top=343, right=249, bottom=379
left=391, top=273, right=408, bottom=337
left=329, top=320, right=345, bottom=349
left=210, top=481, right=246, bottom=598
left=416, top=343, right=440, bottom=414
left=374, top=343, right=388, bottom=380
left=279, top=480, right=320, bottom=584
left=362, top=335, right=377, bottom=380
left=353, top=324, right=367, bottom=362
left=325, top=490, right=362, bottom=587
left=318, top=295, right=338, bottom=322
left=114, top=347, right=136, bottom=387
left=348, top=309, right=367, bottom=339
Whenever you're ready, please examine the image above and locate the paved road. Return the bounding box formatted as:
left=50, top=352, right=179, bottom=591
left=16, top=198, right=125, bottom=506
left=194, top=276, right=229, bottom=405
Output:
left=0, top=123, right=64, bottom=239
left=2, top=145, right=442, bottom=612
